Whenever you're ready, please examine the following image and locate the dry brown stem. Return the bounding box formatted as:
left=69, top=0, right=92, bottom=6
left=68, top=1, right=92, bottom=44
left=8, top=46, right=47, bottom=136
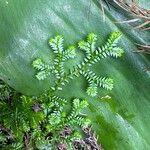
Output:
left=114, top=0, right=150, bottom=30
left=135, top=44, right=150, bottom=54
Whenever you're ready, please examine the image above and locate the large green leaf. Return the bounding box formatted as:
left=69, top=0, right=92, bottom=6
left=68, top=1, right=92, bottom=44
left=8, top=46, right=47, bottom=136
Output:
left=0, top=0, right=150, bottom=149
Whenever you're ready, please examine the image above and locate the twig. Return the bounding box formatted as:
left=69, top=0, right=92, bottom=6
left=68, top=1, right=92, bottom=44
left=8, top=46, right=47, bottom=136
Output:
left=134, top=43, right=150, bottom=54
left=113, top=0, right=150, bottom=30
left=0, top=124, right=14, bottom=140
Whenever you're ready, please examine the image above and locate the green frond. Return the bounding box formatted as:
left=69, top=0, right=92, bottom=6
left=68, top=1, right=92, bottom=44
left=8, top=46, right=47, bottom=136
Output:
left=97, top=31, right=123, bottom=59
left=97, top=77, right=114, bottom=90
left=50, top=96, right=67, bottom=108
left=70, top=131, right=82, bottom=141
left=32, top=59, right=45, bottom=70
left=35, top=71, right=50, bottom=80
left=67, top=99, right=88, bottom=126
left=63, top=45, right=76, bottom=59
left=70, top=116, right=91, bottom=128
left=49, top=35, right=64, bottom=54
left=109, top=47, right=124, bottom=58
left=78, top=40, right=90, bottom=53
left=53, top=59, right=64, bottom=79
left=32, top=59, right=54, bottom=80
left=86, top=83, right=98, bottom=97
left=87, top=32, right=97, bottom=52
left=80, top=70, right=113, bottom=96
left=78, top=33, right=97, bottom=54
left=73, top=99, right=88, bottom=111
left=109, top=31, right=122, bottom=44
left=33, top=32, right=123, bottom=97
left=87, top=33, right=97, bottom=44
left=48, top=111, right=62, bottom=125
left=49, top=36, right=76, bottom=79
left=76, top=32, right=124, bottom=70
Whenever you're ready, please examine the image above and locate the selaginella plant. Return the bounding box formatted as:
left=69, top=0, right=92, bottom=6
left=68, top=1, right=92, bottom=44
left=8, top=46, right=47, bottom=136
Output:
left=0, top=31, right=123, bottom=150
left=32, top=31, right=123, bottom=149
left=33, top=31, right=124, bottom=97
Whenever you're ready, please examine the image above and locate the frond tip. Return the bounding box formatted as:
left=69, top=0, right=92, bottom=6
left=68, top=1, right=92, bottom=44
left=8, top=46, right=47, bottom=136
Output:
left=86, top=84, right=98, bottom=97
left=78, top=33, right=97, bottom=54
left=67, top=99, right=91, bottom=128
left=87, top=33, right=97, bottom=52
left=32, top=59, right=44, bottom=70
left=97, top=31, right=123, bottom=59
left=109, top=31, right=122, bottom=43
left=109, top=47, right=124, bottom=58
left=63, top=45, right=76, bottom=59
left=98, top=77, right=113, bottom=90
left=87, top=33, right=97, bottom=44
left=49, top=35, right=64, bottom=53
left=32, top=59, right=53, bottom=80
left=78, top=40, right=90, bottom=52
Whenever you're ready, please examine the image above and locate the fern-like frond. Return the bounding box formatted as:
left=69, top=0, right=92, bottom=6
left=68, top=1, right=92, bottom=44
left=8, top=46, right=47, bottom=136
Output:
left=78, top=33, right=97, bottom=55
left=49, top=96, right=67, bottom=110
left=70, top=117, right=91, bottom=128
left=87, top=33, right=97, bottom=53
left=32, top=59, right=54, bottom=80
left=32, top=59, right=46, bottom=70
left=96, top=77, right=113, bottom=90
left=33, top=32, right=123, bottom=97
left=48, top=111, right=63, bottom=126
left=49, top=35, right=64, bottom=54
left=86, top=83, right=98, bottom=97
left=33, top=35, right=66, bottom=80
left=97, top=31, right=124, bottom=59
left=42, top=96, right=67, bottom=116
left=63, top=45, right=76, bottom=60
left=80, top=70, right=113, bottom=96
left=109, top=47, right=124, bottom=58
left=78, top=31, right=124, bottom=67
left=73, top=99, right=88, bottom=113
left=70, top=131, right=82, bottom=141
left=78, top=40, right=90, bottom=53
left=67, top=99, right=89, bottom=123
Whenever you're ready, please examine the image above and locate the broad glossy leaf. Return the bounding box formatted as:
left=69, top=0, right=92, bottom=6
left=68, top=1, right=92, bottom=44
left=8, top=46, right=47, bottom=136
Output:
left=0, top=0, right=150, bottom=149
